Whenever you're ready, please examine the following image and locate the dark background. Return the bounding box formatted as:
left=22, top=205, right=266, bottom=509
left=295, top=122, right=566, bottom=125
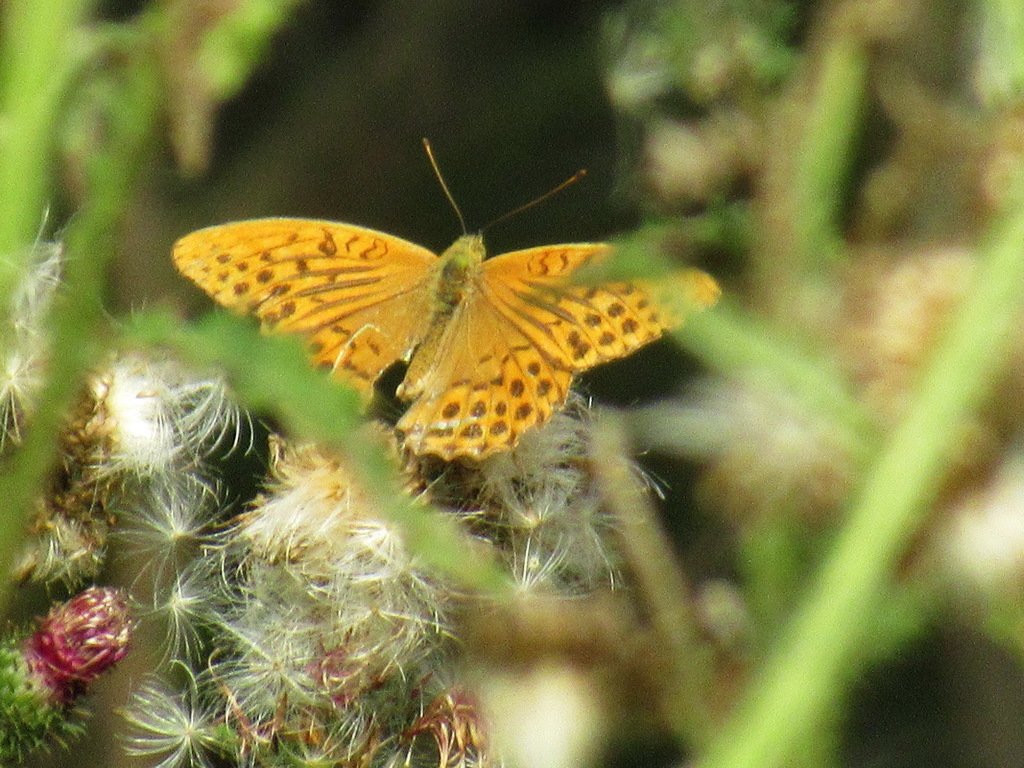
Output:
left=121, top=2, right=632, bottom=314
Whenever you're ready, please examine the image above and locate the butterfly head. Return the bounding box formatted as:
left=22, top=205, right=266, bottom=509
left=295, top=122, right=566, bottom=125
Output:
left=440, top=233, right=486, bottom=269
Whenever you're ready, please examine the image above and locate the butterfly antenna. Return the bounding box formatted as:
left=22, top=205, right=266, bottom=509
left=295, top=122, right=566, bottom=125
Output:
left=422, top=138, right=468, bottom=235
left=482, top=168, right=587, bottom=233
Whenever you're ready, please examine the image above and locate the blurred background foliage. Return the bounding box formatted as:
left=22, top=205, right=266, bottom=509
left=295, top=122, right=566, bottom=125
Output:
left=4, top=0, right=1024, bottom=766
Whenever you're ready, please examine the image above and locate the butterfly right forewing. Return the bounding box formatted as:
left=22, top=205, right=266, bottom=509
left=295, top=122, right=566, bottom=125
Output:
left=396, top=242, right=719, bottom=460
left=173, top=218, right=440, bottom=395
left=481, top=244, right=719, bottom=375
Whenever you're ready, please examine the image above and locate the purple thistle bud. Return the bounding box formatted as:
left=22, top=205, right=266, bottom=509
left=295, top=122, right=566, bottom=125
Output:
left=23, top=587, right=132, bottom=705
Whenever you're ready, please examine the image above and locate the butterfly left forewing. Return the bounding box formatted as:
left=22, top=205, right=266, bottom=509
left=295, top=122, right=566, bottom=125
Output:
left=173, top=218, right=439, bottom=395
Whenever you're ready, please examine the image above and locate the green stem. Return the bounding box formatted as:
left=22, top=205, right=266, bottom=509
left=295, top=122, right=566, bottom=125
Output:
left=592, top=418, right=713, bottom=747
left=0, top=0, right=310, bottom=607
left=197, top=0, right=306, bottom=99
left=0, top=0, right=93, bottom=306
left=979, top=0, right=1024, bottom=105
left=790, top=33, right=867, bottom=270
left=0, top=35, right=162, bottom=611
left=699, top=179, right=1024, bottom=768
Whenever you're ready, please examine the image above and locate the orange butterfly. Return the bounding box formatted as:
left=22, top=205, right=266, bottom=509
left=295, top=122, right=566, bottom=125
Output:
left=173, top=219, right=719, bottom=460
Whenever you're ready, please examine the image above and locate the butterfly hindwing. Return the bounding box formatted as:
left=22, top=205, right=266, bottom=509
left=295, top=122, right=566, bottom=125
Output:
left=395, top=284, right=573, bottom=460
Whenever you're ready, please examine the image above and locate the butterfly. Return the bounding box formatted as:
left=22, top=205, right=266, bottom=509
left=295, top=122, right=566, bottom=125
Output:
left=173, top=219, right=719, bottom=460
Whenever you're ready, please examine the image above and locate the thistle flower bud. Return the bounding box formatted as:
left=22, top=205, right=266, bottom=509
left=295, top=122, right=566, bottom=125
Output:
left=401, top=687, right=490, bottom=767
left=840, top=247, right=976, bottom=422
left=15, top=352, right=237, bottom=586
left=478, top=663, right=607, bottom=768
left=681, top=378, right=854, bottom=524
left=934, top=456, right=1024, bottom=597
left=424, top=394, right=620, bottom=593
left=0, top=588, right=131, bottom=763
left=23, top=587, right=132, bottom=706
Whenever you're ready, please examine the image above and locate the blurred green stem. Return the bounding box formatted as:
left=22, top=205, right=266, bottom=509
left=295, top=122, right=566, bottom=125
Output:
left=592, top=417, right=713, bottom=746
left=979, top=0, right=1024, bottom=104
left=682, top=300, right=876, bottom=461
left=124, top=310, right=513, bottom=595
left=0, top=31, right=162, bottom=612
left=197, top=0, right=305, bottom=99
left=0, top=2, right=308, bottom=609
left=790, top=32, right=866, bottom=270
left=700, top=172, right=1024, bottom=768
left=0, top=0, right=93, bottom=295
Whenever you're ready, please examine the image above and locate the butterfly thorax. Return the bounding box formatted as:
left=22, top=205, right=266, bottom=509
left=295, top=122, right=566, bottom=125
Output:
left=435, top=234, right=485, bottom=310
left=396, top=235, right=486, bottom=404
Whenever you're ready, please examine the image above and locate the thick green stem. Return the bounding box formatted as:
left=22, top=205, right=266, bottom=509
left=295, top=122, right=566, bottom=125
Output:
left=0, top=37, right=162, bottom=611
left=0, top=0, right=92, bottom=255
